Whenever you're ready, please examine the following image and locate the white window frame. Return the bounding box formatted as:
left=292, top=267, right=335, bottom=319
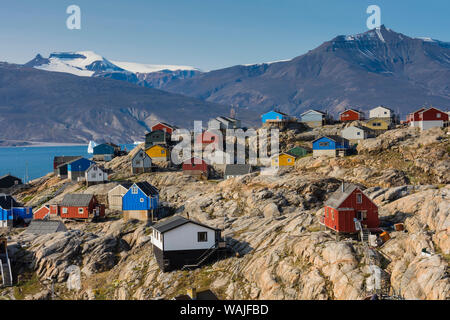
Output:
left=78, top=208, right=84, bottom=214
left=132, top=186, right=138, bottom=194
left=356, top=193, right=362, bottom=204
left=62, top=207, right=68, bottom=214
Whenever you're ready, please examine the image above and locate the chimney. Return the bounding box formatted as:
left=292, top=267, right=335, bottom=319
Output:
left=187, top=287, right=197, bottom=300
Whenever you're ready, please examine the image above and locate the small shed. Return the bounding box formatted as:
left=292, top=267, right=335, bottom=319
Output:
left=107, top=182, right=133, bottom=210
left=287, top=146, right=308, bottom=158
left=26, top=220, right=68, bottom=235
left=224, top=164, right=252, bottom=179
left=131, top=149, right=152, bottom=174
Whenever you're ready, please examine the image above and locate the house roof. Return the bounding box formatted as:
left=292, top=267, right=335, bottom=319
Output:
left=56, top=156, right=84, bottom=168
left=152, top=122, right=178, bottom=130
left=152, top=215, right=220, bottom=234
left=342, top=125, right=369, bottom=132
left=132, top=149, right=151, bottom=161
left=340, top=108, right=363, bottom=115
left=54, top=156, right=82, bottom=166
left=325, top=183, right=360, bottom=209
left=133, top=182, right=159, bottom=197
left=0, top=174, right=22, bottom=189
left=224, top=164, right=252, bottom=176
left=0, top=194, right=21, bottom=209
left=371, top=105, right=394, bottom=112
left=25, top=220, right=67, bottom=235
left=60, top=194, right=94, bottom=207
left=313, top=135, right=348, bottom=144
left=264, top=110, right=291, bottom=117
left=301, top=109, right=326, bottom=116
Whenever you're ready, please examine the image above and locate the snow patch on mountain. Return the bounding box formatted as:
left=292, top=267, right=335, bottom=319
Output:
left=111, top=60, right=199, bottom=73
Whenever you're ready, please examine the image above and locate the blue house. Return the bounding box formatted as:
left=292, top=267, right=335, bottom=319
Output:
left=261, top=110, right=294, bottom=124
left=312, top=135, right=349, bottom=158
left=122, top=182, right=159, bottom=222
left=0, top=194, right=32, bottom=228
left=300, top=110, right=329, bottom=128
left=67, top=157, right=95, bottom=181
left=93, top=143, right=120, bottom=161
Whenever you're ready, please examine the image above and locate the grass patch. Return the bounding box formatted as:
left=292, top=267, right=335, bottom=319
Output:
left=13, top=272, right=44, bottom=300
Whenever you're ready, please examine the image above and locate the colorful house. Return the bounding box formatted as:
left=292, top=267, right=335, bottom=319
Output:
left=406, top=107, right=426, bottom=127
left=58, top=194, right=105, bottom=220
left=122, top=182, right=159, bottom=222
left=261, top=110, right=294, bottom=124
left=145, top=130, right=170, bottom=149
left=300, top=110, right=329, bottom=127
left=416, top=107, right=449, bottom=130
left=364, top=118, right=392, bottom=131
left=85, top=163, right=108, bottom=186
left=93, top=143, right=120, bottom=161
left=67, top=157, right=95, bottom=181
left=322, top=183, right=379, bottom=233
left=145, top=145, right=169, bottom=162
left=0, top=194, right=33, bottom=227
left=312, top=136, right=349, bottom=158
left=271, top=152, right=296, bottom=167
left=131, top=149, right=152, bottom=174
left=182, top=157, right=210, bottom=178
left=151, top=122, right=178, bottom=135
left=150, top=216, right=224, bottom=272
left=339, top=109, right=364, bottom=122
left=287, top=146, right=309, bottom=158
left=0, top=174, right=23, bottom=194
left=53, top=156, right=80, bottom=174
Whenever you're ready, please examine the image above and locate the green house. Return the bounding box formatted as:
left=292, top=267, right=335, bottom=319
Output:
left=287, top=146, right=308, bottom=158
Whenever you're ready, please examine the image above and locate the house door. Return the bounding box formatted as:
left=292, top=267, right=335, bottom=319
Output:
left=356, top=211, right=367, bottom=221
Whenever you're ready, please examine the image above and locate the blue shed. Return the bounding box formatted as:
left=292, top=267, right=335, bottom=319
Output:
left=0, top=195, right=32, bottom=228
left=312, top=135, right=349, bottom=158
left=122, top=182, right=159, bottom=221
left=261, top=110, right=292, bottom=124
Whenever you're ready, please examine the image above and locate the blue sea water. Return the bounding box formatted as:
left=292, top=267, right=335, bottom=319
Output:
left=0, top=144, right=136, bottom=182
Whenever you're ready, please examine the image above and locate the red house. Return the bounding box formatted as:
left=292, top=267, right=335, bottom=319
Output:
left=33, top=205, right=50, bottom=220
left=182, top=157, right=210, bottom=178
left=417, top=107, right=448, bottom=130
left=57, top=194, right=105, bottom=220
left=339, top=109, right=364, bottom=122
left=406, top=107, right=426, bottom=125
left=151, top=122, right=177, bottom=135
left=322, top=183, right=379, bottom=233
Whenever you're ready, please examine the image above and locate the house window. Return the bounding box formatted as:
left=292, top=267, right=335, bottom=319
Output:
left=357, top=132, right=360, bottom=136
left=78, top=208, right=84, bottom=214
left=437, top=113, right=441, bottom=118
left=92, top=173, right=96, bottom=178
left=161, top=150, right=165, bottom=154
left=140, top=198, right=144, bottom=203
left=319, top=142, right=329, bottom=147
left=132, top=186, right=138, bottom=194
left=357, top=211, right=367, bottom=220
left=332, top=211, right=335, bottom=220
left=287, top=158, right=292, bottom=163
left=356, top=193, right=362, bottom=204
left=197, top=232, right=208, bottom=242
left=62, top=208, right=68, bottom=214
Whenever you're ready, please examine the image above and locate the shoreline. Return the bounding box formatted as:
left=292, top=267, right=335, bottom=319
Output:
left=0, top=142, right=88, bottom=148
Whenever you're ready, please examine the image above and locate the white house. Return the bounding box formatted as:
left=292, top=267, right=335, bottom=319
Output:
left=150, top=216, right=224, bottom=272
left=208, top=116, right=241, bottom=130
left=341, top=125, right=369, bottom=144
left=369, top=106, right=394, bottom=119
left=85, top=164, right=108, bottom=186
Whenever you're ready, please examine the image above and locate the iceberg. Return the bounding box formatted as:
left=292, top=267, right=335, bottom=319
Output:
left=87, top=140, right=98, bottom=154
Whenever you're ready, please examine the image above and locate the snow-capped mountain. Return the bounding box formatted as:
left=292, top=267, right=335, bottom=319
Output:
left=24, top=51, right=201, bottom=85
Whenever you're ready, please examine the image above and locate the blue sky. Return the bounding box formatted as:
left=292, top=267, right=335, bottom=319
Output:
left=0, top=0, right=449, bottom=70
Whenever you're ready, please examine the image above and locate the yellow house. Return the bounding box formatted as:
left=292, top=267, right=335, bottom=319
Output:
left=364, top=118, right=391, bottom=131
left=145, top=145, right=169, bottom=161
left=271, top=152, right=296, bottom=167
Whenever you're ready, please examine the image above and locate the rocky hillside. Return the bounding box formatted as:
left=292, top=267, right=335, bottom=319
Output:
left=1, top=126, right=448, bottom=300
